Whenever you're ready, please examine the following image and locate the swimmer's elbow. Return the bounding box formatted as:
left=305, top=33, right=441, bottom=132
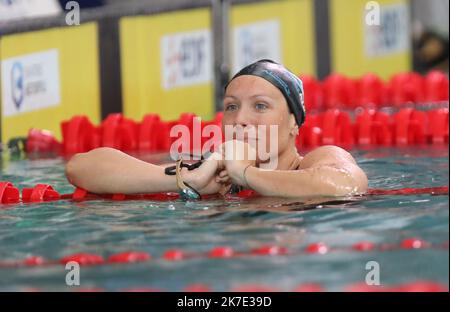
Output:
left=65, top=153, right=84, bottom=187
left=65, top=148, right=117, bottom=178
left=304, top=164, right=367, bottom=197
left=355, top=166, right=369, bottom=194
left=332, top=164, right=368, bottom=196
left=348, top=164, right=368, bottom=194
left=65, top=147, right=124, bottom=191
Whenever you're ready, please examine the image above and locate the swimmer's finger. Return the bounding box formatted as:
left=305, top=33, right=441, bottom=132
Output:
left=215, top=171, right=230, bottom=183
left=217, top=176, right=230, bottom=183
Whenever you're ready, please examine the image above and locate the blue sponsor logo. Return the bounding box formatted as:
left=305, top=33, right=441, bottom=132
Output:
left=1, top=0, right=16, bottom=6
left=11, top=62, right=24, bottom=110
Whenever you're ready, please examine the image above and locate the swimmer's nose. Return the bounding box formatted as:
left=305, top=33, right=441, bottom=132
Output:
left=234, top=107, right=251, bottom=128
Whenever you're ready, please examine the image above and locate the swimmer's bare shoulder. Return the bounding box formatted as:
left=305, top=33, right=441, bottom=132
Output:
left=298, top=145, right=368, bottom=194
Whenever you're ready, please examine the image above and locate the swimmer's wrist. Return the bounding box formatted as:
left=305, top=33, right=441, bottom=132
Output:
left=181, top=168, right=199, bottom=190
left=229, top=163, right=254, bottom=188
left=242, top=164, right=253, bottom=188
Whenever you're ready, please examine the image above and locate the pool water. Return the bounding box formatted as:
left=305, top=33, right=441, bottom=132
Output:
left=0, top=146, right=448, bottom=291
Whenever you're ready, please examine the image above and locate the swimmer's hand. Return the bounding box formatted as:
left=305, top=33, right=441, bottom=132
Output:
left=219, top=140, right=256, bottom=188
left=183, top=152, right=229, bottom=195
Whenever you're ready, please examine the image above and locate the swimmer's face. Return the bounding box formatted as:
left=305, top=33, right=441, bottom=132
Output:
left=222, top=75, right=298, bottom=162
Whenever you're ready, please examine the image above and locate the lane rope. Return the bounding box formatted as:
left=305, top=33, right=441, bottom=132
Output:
left=0, top=238, right=447, bottom=269
left=1, top=182, right=448, bottom=205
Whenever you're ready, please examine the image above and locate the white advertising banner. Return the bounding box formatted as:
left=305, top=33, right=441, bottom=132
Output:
left=364, top=3, right=410, bottom=57
left=232, top=20, right=282, bottom=75
left=161, top=29, right=213, bottom=90
left=0, top=0, right=61, bottom=22
left=1, top=49, right=61, bottom=117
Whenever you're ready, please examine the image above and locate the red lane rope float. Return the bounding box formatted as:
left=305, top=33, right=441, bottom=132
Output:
left=342, top=281, right=448, bottom=292
left=0, top=182, right=20, bottom=204
left=26, top=128, right=62, bottom=154
left=22, top=184, right=60, bottom=202
left=61, top=115, right=100, bottom=155
left=0, top=238, right=447, bottom=269
left=0, top=183, right=448, bottom=206
left=367, top=186, right=449, bottom=196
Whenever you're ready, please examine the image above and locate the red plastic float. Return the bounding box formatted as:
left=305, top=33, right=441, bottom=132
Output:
left=305, top=243, right=329, bottom=254
left=352, top=242, right=376, bottom=252
left=401, top=238, right=428, bottom=249
left=251, top=245, right=288, bottom=256
left=299, top=74, right=323, bottom=111
left=23, top=256, right=47, bottom=266
left=61, top=115, right=100, bottom=154
left=424, top=70, right=449, bottom=103
left=428, top=108, right=448, bottom=144
left=26, top=128, right=61, bottom=154
left=108, top=251, right=151, bottom=264
left=208, top=246, right=235, bottom=258
left=356, top=73, right=386, bottom=108
left=372, top=111, right=393, bottom=145
left=322, top=74, right=356, bottom=109
left=60, top=253, right=105, bottom=266
left=163, top=249, right=187, bottom=261
left=0, top=181, right=20, bottom=204
left=21, top=184, right=60, bottom=202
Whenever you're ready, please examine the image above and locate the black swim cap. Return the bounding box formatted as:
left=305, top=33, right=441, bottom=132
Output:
left=225, top=59, right=306, bottom=127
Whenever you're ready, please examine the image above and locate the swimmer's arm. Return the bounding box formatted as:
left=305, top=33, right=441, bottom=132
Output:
left=65, top=147, right=220, bottom=195
left=240, top=146, right=368, bottom=197
left=243, top=164, right=367, bottom=197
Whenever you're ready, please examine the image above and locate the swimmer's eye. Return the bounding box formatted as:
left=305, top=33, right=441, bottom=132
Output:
left=255, top=103, right=268, bottom=111
left=225, top=103, right=238, bottom=111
